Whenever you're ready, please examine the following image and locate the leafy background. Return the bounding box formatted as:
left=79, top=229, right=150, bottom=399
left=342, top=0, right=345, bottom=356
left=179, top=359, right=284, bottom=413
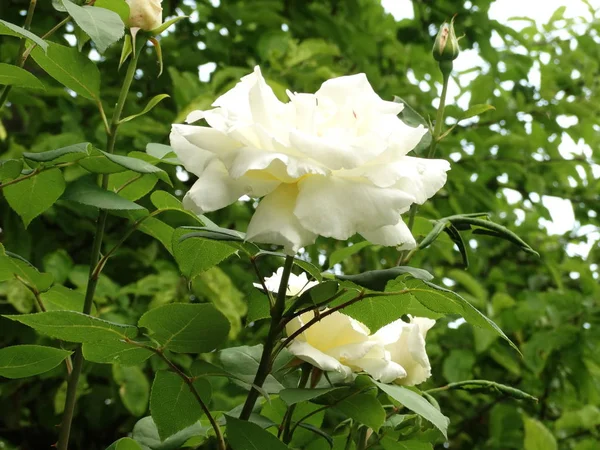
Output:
left=0, top=0, right=599, bottom=449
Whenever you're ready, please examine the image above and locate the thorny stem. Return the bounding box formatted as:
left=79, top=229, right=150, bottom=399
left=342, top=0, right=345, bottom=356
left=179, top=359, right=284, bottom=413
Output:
left=56, top=46, right=142, bottom=450
left=239, top=255, right=295, bottom=420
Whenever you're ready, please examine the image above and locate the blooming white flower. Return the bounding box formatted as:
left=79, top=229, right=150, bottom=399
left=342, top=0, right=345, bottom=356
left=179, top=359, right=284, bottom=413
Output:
left=253, top=267, right=318, bottom=296
left=171, top=67, right=450, bottom=254
left=126, top=0, right=163, bottom=31
left=285, top=310, right=377, bottom=379
left=370, top=316, right=436, bottom=385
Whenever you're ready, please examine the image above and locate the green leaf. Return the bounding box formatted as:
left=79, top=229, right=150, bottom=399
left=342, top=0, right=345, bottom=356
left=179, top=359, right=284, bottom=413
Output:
left=102, top=152, right=171, bottom=184
left=0, top=249, right=54, bottom=291
left=219, top=345, right=285, bottom=394
left=62, top=0, right=125, bottom=53
left=106, top=437, right=144, bottom=450
left=380, top=437, right=433, bottom=450
left=40, top=285, right=96, bottom=314
left=132, top=215, right=174, bottom=253
left=150, top=190, right=202, bottom=223
left=150, top=370, right=211, bottom=440
left=95, top=0, right=130, bottom=24
left=172, top=228, right=237, bottom=279
left=108, top=172, right=159, bottom=201
left=393, top=96, right=431, bottom=155
left=179, top=227, right=245, bottom=242
left=523, top=416, right=557, bottom=450
left=328, top=241, right=372, bottom=267
left=150, top=16, right=188, bottom=36
left=23, top=143, right=91, bottom=164
left=0, top=345, right=71, bottom=379
left=279, top=387, right=340, bottom=405
left=78, top=148, right=128, bottom=173
left=376, top=382, right=449, bottom=439
left=120, top=95, right=170, bottom=123
left=31, top=42, right=100, bottom=101
left=119, top=33, right=132, bottom=69
left=0, top=63, right=45, bottom=90
left=415, top=280, right=519, bottom=353
left=4, top=168, right=66, bottom=227
left=0, top=19, right=48, bottom=52
left=335, top=393, right=386, bottom=431
left=146, top=143, right=178, bottom=161
left=225, top=415, right=290, bottom=450
left=335, top=267, right=433, bottom=291
left=138, top=303, right=230, bottom=353
left=82, top=340, right=153, bottom=365
left=113, top=365, right=150, bottom=417
left=62, top=177, right=145, bottom=211
left=132, top=416, right=208, bottom=450
left=444, top=224, right=469, bottom=267
left=0, top=159, right=23, bottom=182
left=448, top=216, right=539, bottom=256
left=4, top=311, right=138, bottom=343
left=458, top=104, right=495, bottom=121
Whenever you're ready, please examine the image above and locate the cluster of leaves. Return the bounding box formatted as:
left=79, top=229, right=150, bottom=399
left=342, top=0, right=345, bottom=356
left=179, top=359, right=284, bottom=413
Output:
left=1, top=0, right=599, bottom=449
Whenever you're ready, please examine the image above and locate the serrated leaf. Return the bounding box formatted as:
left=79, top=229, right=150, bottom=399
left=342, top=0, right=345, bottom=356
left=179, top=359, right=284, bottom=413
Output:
left=376, top=382, right=449, bottom=439
left=102, top=151, right=171, bottom=186
left=0, top=159, right=23, bottom=182
left=279, top=387, right=340, bottom=405
left=172, top=228, right=237, bottom=279
left=120, top=94, right=170, bottom=123
left=62, top=177, right=145, bottom=211
left=23, top=142, right=91, bottom=164
left=0, top=19, right=48, bottom=52
left=106, top=437, right=144, bottom=450
left=78, top=148, right=128, bottom=173
left=132, top=416, right=208, bottom=450
left=225, top=415, right=290, bottom=450
left=4, top=311, right=138, bottom=343
left=4, top=168, right=65, bottom=227
left=31, top=42, right=100, bottom=101
left=95, top=0, right=130, bottom=24
left=335, top=267, right=433, bottom=291
left=82, top=340, right=153, bottom=365
left=62, top=0, right=125, bottom=53
left=0, top=250, right=53, bottom=292
left=150, top=370, right=211, bottom=440
left=138, top=303, right=230, bottom=353
left=0, top=63, right=45, bottom=90
left=335, top=392, right=386, bottom=431
left=0, top=345, right=71, bottom=379
left=108, top=171, right=158, bottom=201
left=40, top=285, right=97, bottom=314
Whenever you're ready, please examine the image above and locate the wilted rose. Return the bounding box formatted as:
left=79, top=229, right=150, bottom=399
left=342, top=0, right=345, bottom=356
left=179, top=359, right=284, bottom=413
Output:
left=126, top=0, right=163, bottom=31
left=171, top=67, right=450, bottom=254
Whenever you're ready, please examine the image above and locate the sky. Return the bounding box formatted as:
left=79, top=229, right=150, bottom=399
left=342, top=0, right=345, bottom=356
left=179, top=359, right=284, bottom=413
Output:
left=382, top=0, right=599, bottom=258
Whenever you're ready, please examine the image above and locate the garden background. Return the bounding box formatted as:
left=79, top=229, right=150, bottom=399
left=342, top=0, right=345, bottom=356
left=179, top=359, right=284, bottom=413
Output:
left=0, top=0, right=599, bottom=449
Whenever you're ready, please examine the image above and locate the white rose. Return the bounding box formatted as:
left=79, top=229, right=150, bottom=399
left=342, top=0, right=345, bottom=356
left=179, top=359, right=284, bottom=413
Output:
left=171, top=67, right=450, bottom=254
left=252, top=267, right=318, bottom=296
left=369, top=316, right=436, bottom=386
left=126, top=0, right=163, bottom=31
left=285, top=310, right=376, bottom=379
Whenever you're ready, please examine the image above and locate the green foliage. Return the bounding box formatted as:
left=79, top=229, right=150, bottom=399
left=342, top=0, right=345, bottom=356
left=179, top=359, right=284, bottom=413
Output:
left=138, top=303, right=230, bottom=353
left=1, top=0, right=598, bottom=449
left=150, top=370, right=211, bottom=440
left=0, top=344, right=71, bottom=378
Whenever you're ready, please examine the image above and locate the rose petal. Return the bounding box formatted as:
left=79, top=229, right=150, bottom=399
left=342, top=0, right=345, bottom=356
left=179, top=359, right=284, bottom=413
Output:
left=246, top=184, right=317, bottom=254
left=288, top=340, right=352, bottom=378
left=295, top=175, right=416, bottom=240
left=183, top=159, right=279, bottom=213
left=360, top=219, right=416, bottom=249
